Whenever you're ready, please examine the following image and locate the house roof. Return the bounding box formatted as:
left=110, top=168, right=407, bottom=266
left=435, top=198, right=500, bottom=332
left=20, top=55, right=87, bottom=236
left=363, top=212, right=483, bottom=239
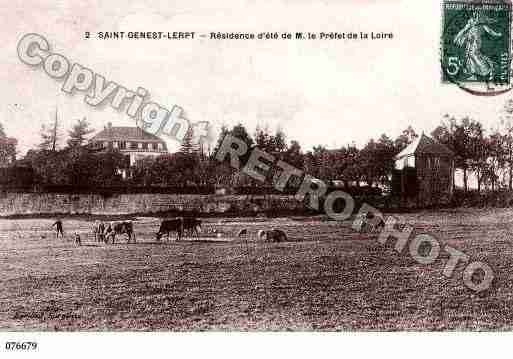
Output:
left=395, top=133, right=454, bottom=159
left=90, top=126, right=165, bottom=143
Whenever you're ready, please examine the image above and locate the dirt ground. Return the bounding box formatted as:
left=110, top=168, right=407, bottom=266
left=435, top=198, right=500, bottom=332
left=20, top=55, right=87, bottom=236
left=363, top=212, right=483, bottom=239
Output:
left=1, top=208, right=513, bottom=331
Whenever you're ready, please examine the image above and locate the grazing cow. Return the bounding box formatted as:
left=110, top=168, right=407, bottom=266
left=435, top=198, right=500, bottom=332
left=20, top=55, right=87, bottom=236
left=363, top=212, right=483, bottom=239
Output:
left=52, top=219, right=64, bottom=239
left=264, top=229, right=288, bottom=243
left=107, top=221, right=135, bottom=244
left=156, top=218, right=183, bottom=241
left=93, top=221, right=106, bottom=242
left=182, top=217, right=201, bottom=238
left=358, top=212, right=385, bottom=233
left=104, top=223, right=114, bottom=243
left=237, top=228, right=248, bottom=237
left=73, top=233, right=81, bottom=246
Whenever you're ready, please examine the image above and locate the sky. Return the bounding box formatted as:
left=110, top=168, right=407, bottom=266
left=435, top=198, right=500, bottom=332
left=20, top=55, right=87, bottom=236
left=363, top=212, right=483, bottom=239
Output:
left=1, top=0, right=511, bottom=155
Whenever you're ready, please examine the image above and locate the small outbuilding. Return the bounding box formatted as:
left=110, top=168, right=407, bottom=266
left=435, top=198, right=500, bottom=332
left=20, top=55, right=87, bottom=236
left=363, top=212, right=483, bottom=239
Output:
left=393, top=134, right=455, bottom=207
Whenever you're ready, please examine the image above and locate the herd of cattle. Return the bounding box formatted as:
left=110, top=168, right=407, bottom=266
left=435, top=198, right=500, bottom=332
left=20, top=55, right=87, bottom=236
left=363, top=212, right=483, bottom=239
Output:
left=88, top=217, right=289, bottom=244
left=73, top=212, right=384, bottom=246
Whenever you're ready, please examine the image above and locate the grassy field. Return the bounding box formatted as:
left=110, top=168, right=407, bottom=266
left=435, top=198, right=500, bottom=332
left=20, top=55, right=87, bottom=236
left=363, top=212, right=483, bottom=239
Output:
left=1, top=208, right=513, bottom=331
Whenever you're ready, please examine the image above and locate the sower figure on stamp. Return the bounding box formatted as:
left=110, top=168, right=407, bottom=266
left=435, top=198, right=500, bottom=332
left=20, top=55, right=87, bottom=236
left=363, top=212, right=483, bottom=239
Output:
left=52, top=219, right=64, bottom=239
left=454, top=11, right=502, bottom=83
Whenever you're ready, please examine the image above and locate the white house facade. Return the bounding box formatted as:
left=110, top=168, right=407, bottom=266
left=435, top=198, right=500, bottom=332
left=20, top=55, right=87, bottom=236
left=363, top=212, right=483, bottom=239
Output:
left=89, top=123, right=168, bottom=166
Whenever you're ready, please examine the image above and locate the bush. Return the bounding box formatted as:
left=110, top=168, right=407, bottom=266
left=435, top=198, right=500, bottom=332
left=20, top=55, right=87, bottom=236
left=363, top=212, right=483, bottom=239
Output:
left=451, top=189, right=513, bottom=208
left=0, top=166, right=34, bottom=190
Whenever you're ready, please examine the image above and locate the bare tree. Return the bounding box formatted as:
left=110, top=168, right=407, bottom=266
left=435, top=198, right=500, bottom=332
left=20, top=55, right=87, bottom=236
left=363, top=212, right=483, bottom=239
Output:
left=40, top=108, right=62, bottom=151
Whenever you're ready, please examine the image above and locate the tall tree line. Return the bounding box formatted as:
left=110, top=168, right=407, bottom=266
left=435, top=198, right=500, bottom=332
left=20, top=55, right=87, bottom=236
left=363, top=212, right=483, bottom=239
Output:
left=431, top=110, right=513, bottom=193
left=10, top=108, right=513, bottom=193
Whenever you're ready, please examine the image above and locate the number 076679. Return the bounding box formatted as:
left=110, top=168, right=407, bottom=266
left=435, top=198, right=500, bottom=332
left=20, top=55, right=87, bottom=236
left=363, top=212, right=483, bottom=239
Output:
left=5, top=341, right=38, bottom=351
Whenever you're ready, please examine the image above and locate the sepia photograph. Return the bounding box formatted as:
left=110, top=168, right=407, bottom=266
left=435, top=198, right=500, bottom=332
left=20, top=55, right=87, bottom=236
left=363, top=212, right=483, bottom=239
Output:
left=2, top=0, right=513, bottom=357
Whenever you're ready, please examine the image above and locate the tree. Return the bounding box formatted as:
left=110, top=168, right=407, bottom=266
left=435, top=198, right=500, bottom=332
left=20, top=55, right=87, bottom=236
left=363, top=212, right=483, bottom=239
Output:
left=0, top=123, right=16, bottom=166
left=255, top=125, right=271, bottom=151
left=90, top=150, right=126, bottom=187
left=213, top=123, right=254, bottom=157
left=336, top=144, right=362, bottom=188
left=282, top=140, right=304, bottom=170
left=376, top=134, right=397, bottom=182
left=271, top=128, right=287, bottom=153
left=359, top=135, right=396, bottom=187
left=231, top=123, right=254, bottom=149
left=394, top=126, right=418, bottom=152
left=20, top=146, right=127, bottom=187
left=304, top=145, right=329, bottom=181
left=469, top=132, right=492, bottom=193
left=485, top=132, right=505, bottom=191
left=212, top=124, right=229, bottom=158
left=500, top=99, right=513, bottom=189
left=254, top=125, right=288, bottom=153
left=180, top=126, right=200, bottom=155
left=213, top=123, right=254, bottom=179
left=40, top=109, right=62, bottom=151
left=67, top=117, right=94, bottom=148
left=432, top=115, right=484, bottom=192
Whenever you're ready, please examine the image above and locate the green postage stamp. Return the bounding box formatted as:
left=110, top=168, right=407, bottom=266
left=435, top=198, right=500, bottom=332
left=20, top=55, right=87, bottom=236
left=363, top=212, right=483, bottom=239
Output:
left=442, top=1, right=512, bottom=88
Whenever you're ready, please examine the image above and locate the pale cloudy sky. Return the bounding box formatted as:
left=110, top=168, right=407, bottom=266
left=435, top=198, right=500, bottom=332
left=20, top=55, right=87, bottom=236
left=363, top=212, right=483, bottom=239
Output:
left=0, top=0, right=510, bottom=155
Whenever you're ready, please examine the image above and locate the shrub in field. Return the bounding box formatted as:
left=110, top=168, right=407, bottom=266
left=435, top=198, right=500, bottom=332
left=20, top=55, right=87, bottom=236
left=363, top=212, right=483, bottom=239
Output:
left=451, top=189, right=513, bottom=208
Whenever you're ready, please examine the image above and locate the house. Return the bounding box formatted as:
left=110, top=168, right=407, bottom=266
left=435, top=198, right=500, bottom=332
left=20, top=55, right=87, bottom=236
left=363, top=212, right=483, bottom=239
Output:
left=393, top=133, right=455, bottom=207
left=89, top=123, right=168, bottom=166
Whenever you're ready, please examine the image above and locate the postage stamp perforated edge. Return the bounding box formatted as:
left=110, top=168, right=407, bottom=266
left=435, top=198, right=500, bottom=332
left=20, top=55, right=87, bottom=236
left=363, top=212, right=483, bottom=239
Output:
left=441, top=1, right=512, bottom=86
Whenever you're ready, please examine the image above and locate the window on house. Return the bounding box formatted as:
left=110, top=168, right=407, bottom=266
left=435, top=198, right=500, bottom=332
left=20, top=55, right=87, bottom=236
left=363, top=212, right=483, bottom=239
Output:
left=142, top=142, right=148, bottom=150
left=130, top=142, right=138, bottom=150
left=119, top=141, right=126, bottom=150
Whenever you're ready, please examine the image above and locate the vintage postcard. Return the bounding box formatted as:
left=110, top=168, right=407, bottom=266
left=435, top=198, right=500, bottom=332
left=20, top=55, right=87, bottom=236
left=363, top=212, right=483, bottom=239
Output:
left=2, top=0, right=513, bottom=357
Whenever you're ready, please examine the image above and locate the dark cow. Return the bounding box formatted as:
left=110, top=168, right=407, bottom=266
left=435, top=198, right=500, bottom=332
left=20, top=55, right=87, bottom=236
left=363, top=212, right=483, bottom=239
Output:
left=156, top=218, right=183, bottom=241
left=93, top=221, right=106, bottom=243
left=264, top=229, right=288, bottom=243
left=106, top=221, right=135, bottom=244
left=182, top=217, right=201, bottom=238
